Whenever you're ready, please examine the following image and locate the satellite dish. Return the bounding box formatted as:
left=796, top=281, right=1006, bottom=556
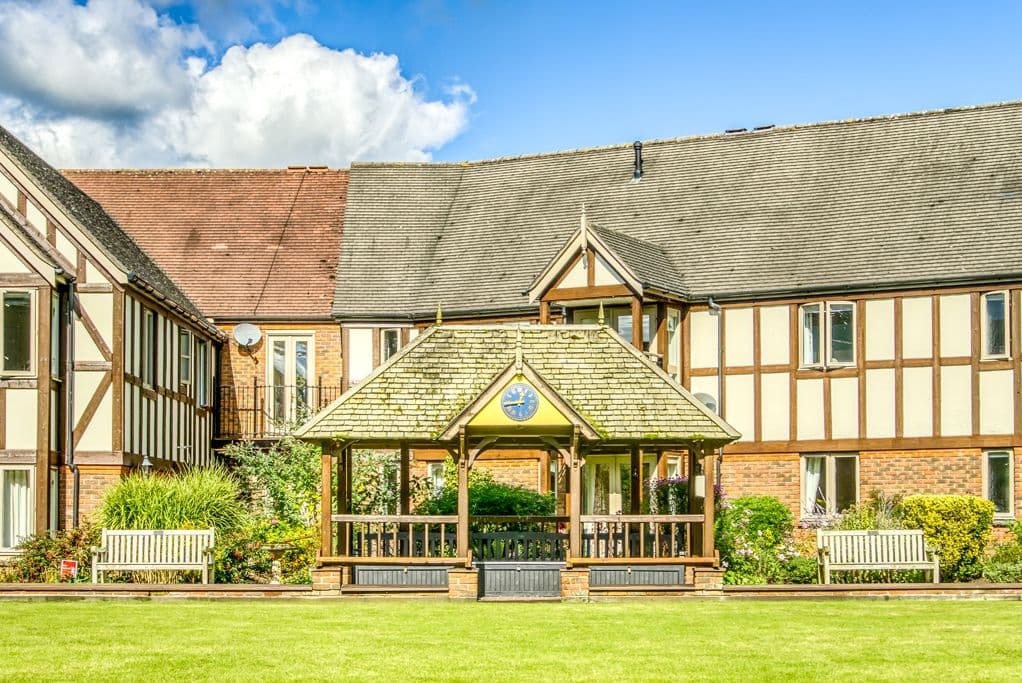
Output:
left=693, top=392, right=718, bottom=414
left=233, top=323, right=262, bottom=348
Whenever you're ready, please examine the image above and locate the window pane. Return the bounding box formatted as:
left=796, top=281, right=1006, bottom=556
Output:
left=616, top=313, right=633, bottom=341
left=2, top=469, right=31, bottom=548
left=295, top=340, right=309, bottom=411
left=272, top=340, right=286, bottom=421
left=985, top=293, right=1006, bottom=356
left=50, top=293, right=61, bottom=376
left=3, top=292, right=31, bottom=372
left=801, top=305, right=821, bottom=366
left=834, top=456, right=858, bottom=513
left=803, top=456, right=826, bottom=515
left=178, top=331, right=191, bottom=383
left=382, top=330, right=399, bottom=361
left=988, top=453, right=1011, bottom=514
left=829, top=303, right=854, bottom=364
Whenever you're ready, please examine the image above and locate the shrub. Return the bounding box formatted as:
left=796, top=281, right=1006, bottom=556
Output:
left=900, top=495, right=994, bottom=582
left=647, top=476, right=727, bottom=515
left=0, top=523, right=101, bottom=583
left=835, top=490, right=905, bottom=531
left=716, top=496, right=797, bottom=584
left=99, top=465, right=249, bottom=536
left=415, top=458, right=554, bottom=516
left=982, top=522, right=1022, bottom=584
left=214, top=520, right=318, bottom=584
left=782, top=555, right=820, bottom=584
left=224, top=437, right=321, bottom=527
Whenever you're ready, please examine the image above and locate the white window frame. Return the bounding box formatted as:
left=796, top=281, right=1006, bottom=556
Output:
left=983, top=449, right=1014, bottom=519
left=195, top=339, right=210, bottom=408
left=981, top=291, right=1009, bottom=360
left=800, top=453, right=860, bottom=518
left=0, top=288, right=35, bottom=377
left=380, top=328, right=401, bottom=363
left=0, top=464, right=34, bottom=552
left=799, top=301, right=856, bottom=369
left=427, top=462, right=445, bottom=493
left=178, top=329, right=192, bottom=387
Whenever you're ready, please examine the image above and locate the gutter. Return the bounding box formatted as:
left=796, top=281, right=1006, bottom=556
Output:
left=61, top=273, right=79, bottom=528
left=707, top=297, right=724, bottom=490
left=127, top=271, right=226, bottom=341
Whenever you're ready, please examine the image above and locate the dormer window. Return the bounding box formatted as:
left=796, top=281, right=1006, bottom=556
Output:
left=800, top=302, right=855, bottom=368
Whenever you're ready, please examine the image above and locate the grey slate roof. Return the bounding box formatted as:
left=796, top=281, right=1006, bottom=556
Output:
left=297, top=324, right=739, bottom=444
left=334, top=101, right=1022, bottom=319
left=0, top=125, right=205, bottom=320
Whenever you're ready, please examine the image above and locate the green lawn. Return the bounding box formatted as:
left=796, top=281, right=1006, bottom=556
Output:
left=1, top=600, right=1020, bottom=681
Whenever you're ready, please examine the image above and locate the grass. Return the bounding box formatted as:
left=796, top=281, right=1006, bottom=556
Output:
left=1, top=600, right=1021, bottom=681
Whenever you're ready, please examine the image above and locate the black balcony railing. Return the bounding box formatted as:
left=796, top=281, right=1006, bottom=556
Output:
left=216, top=381, right=342, bottom=441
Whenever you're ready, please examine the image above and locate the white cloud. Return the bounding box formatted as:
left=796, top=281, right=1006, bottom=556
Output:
left=0, top=1, right=473, bottom=167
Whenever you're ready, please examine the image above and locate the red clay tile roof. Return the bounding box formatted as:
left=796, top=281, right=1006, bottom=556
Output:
left=63, top=168, right=347, bottom=319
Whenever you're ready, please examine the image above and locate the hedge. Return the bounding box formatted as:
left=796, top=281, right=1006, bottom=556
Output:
left=900, top=495, right=994, bottom=582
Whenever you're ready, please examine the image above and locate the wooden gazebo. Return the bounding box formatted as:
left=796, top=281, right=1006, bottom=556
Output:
left=297, top=324, right=739, bottom=598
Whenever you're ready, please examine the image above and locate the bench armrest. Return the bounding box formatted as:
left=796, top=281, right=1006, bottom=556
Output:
left=91, top=545, right=106, bottom=559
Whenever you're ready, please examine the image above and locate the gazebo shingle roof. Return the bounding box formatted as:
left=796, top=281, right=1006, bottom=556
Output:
left=297, top=324, right=739, bottom=444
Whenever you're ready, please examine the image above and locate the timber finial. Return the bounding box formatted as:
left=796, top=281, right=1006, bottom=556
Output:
left=597, top=301, right=605, bottom=326
left=435, top=302, right=443, bottom=325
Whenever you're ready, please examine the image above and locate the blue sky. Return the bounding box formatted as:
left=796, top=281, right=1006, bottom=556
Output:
left=2, top=1, right=1021, bottom=167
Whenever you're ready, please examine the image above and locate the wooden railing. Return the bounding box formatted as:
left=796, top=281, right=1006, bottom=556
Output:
left=471, top=516, right=568, bottom=562
left=578, top=514, right=704, bottom=562
left=333, top=514, right=459, bottom=561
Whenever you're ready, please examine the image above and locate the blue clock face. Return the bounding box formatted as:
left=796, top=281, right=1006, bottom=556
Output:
left=501, top=382, right=540, bottom=421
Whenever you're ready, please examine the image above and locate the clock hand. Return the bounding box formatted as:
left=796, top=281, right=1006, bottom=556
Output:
left=503, top=399, right=525, bottom=407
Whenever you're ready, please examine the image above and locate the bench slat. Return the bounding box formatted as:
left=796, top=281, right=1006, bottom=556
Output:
left=93, top=530, right=216, bottom=584
left=817, top=529, right=939, bottom=584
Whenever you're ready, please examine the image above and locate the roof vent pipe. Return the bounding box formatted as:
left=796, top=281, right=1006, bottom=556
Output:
left=632, top=141, right=643, bottom=181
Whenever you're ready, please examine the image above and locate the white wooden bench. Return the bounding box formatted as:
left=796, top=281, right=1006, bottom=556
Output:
left=91, top=529, right=216, bottom=584
left=817, top=529, right=940, bottom=584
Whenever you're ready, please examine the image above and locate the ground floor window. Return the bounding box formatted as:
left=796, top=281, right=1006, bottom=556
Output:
left=1, top=466, right=33, bottom=550
left=801, top=453, right=858, bottom=517
left=427, top=462, right=445, bottom=493
left=984, top=450, right=1014, bottom=519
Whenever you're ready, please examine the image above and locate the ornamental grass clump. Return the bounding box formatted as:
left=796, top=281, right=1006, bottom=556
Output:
left=99, top=465, right=248, bottom=536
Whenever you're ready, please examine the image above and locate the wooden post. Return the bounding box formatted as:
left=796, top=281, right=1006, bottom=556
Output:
left=631, top=296, right=643, bottom=350
left=320, top=446, right=333, bottom=556
left=539, top=450, right=550, bottom=494
left=630, top=444, right=642, bottom=514
left=539, top=300, right=551, bottom=324
left=399, top=443, right=410, bottom=515
left=687, top=448, right=701, bottom=555
left=342, top=446, right=353, bottom=556
left=456, top=430, right=469, bottom=560
left=702, top=447, right=717, bottom=560
left=334, top=446, right=344, bottom=554
left=568, top=429, right=582, bottom=560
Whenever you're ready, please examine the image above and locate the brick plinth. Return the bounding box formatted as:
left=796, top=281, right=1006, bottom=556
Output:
left=311, top=567, right=344, bottom=594
left=692, top=568, right=725, bottom=594
left=560, top=568, right=590, bottom=601
left=447, top=568, right=479, bottom=600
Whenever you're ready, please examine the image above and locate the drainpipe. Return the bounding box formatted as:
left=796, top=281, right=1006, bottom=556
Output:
left=64, top=277, right=79, bottom=528
left=707, top=297, right=724, bottom=489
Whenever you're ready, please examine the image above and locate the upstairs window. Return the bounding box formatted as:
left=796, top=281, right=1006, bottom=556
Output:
left=1, top=290, right=33, bottom=376
left=381, top=328, right=400, bottom=362
left=179, top=329, right=192, bottom=386
left=800, top=302, right=855, bottom=368
left=982, top=292, right=1008, bottom=359
left=195, top=340, right=210, bottom=407
left=141, top=309, right=157, bottom=387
